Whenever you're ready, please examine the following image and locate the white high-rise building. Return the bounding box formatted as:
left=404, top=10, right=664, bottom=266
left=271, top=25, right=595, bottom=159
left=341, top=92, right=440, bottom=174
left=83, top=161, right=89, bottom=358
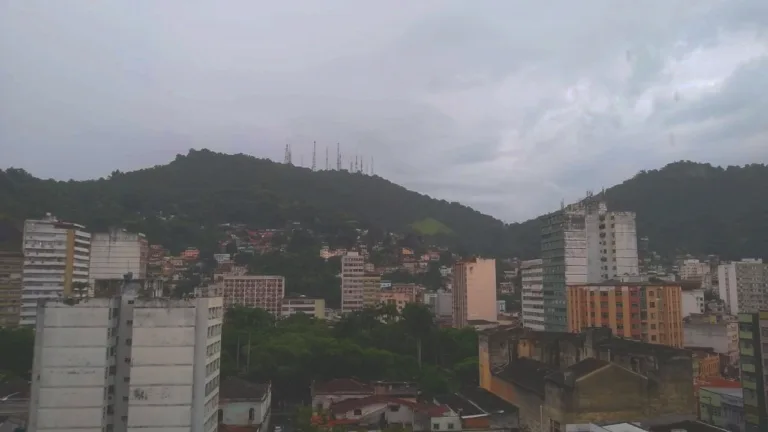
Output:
left=520, top=259, right=544, bottom=331
left=340, top=252, right=365, bottom=313
left=718, top=259, right=768, bottom=315
left=27, top=278, right=223, bottom=432
left=89, top=228, right=148, bottom=290
left=679, top=259, right=710, bottom=281
left=21, top=214, right=91, bottom=326
left=542, top=197, right=639, bottom=332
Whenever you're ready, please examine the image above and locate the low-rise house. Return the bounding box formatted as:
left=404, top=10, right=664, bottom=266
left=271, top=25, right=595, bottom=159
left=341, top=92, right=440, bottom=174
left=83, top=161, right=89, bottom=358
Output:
left=699, top=387, right=744, bottom=432
left=435, top=386, right=519, bottom=431
left=312, top=379, right=419, bottom=412
left=327, top=395, right=457, bottom=431
left=218, top=377, right=271, bottom=432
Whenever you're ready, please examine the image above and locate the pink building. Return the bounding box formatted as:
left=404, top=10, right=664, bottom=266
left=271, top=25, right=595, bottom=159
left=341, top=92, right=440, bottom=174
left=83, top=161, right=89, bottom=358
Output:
left=452, top=258, right=497, bottom=328
left=182, top=247, right=200, bottom=260
left=221, top=275, right=285, bottom=315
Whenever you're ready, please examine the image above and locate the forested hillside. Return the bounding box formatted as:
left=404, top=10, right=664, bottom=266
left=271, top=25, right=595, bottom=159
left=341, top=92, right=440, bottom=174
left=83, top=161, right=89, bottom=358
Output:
left=1, top=150, right=766, bottom=260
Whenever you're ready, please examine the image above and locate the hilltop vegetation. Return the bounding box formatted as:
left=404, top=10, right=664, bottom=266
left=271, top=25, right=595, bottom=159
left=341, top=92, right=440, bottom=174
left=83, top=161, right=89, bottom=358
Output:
left=1, top=150, right=767, bottom=260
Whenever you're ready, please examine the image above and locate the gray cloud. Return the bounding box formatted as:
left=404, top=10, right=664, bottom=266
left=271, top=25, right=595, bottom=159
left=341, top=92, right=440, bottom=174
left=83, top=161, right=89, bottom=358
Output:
left=1, top=0, right=768, bottom=222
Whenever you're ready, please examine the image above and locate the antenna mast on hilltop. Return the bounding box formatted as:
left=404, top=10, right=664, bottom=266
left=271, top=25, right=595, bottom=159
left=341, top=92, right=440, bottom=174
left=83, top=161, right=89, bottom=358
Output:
left=311, top=141, right=317, bottom=171
left=361, top=157, right=365, bottom=174
left=370, top=156, right=374, bottom=175
left=336, top=143, right=341, bottom=170
left=325, top=146, right=329, bottom=170
left=283, top=143, right=292, bottom=165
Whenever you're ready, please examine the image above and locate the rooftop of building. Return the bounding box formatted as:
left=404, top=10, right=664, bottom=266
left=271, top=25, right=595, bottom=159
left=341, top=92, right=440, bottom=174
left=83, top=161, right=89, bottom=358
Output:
left=546, top=358, right=613, bottom=387
left=647, top=420, right=729, bottom=432
left=328, top=394, right=449, bottom=417
left=495, top=357, right=556, bottom=396
left=700, top=386, right=743, bottom=398
left=219, top=377, right=270, bottom=401
left=575, top=280, right=682, bottom=287
left=313, top=378, right=374, bottom=395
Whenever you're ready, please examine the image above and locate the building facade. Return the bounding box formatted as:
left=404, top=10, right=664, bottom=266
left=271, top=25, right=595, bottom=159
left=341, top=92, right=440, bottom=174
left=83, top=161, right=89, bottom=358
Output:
left=521, top=259, right=544, bottom=331
left=683, top=313, right=739, bottom=367
left=585, top=209, right=639, bottom=282
left=281, top=296, right=325, bottom=319
left=21, top=214, right=91, bottom=326
left=27, top=287, right=223, bottom=432
left=681, top=288, right=706, bottom=317
left=453, top=258, right=496, bottom=328
left=220, top=275, right=285, bottom=315
left=0, top=251, right=23, bottom=326
left=718, top=259, right=768, bottom=315
left=567, top=282, right=684, bottom=347
left=89, top=228, right=148, bottom=290
left=737, top=311, right=768, bottom=431
left=340, top=252, right=365, bottom=313
left=680, top=259, right=711, bottom=281
left=698, top=387, right=744, bottom=432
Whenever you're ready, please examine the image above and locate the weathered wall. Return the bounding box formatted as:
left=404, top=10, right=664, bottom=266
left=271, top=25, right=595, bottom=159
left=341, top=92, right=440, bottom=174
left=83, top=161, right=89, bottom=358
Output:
left=488, top=376, right=543, bottom=432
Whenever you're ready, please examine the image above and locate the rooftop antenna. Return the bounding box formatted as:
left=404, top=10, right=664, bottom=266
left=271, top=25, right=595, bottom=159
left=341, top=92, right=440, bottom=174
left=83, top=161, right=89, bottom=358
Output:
left=336, top=143, right=341, bottom=170
left=283, top=143, right=292, bottom=165
left=311, top=141, right=317, bottom=171
left=355, top=155, right=359, bottom=172
left=370, top=156, right=374, bottom=175
left=360, top=157, right=365, bottom=174
left=325, top=146, right=329, bottom=170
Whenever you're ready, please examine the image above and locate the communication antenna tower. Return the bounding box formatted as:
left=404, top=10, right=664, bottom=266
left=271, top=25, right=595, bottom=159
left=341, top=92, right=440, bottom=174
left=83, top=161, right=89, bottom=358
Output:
left=336, top=143, right=341, bottom=170
left=311, top=141, right=317, bottom=171
left=325, top=146, right=329, bottom=170
left=370, top=157, right=374, bottom=175
left=284, top=143, right=293, bottom=165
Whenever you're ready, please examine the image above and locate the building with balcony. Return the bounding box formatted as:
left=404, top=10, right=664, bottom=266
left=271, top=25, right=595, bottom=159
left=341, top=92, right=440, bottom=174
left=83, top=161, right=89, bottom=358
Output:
left=0, top=251, right=23, bottom=327
left=21, top=214, right=91, bottom=327
left=521, top=258, right=544, bottom=330
left=281, top=296, right=325, bottom=319
left=27, top=275, right=223, bottom=432
left=220, top=275, right=285, bottom=315
left=567, top=281, right=684, bottom=348
left=453, top=258, right=496, bottom=328
left=736, top=311, right=768, bottom=431
left=341, top=252, right=366, bottom=313
left=718, top=259, right=768, bottom=315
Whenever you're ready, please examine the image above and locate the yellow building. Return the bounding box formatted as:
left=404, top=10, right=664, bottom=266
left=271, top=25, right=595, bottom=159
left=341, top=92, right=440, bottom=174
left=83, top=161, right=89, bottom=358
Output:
left=567, top=282, right=684, bottom=348
left=281, top=296, right=325, bottom=319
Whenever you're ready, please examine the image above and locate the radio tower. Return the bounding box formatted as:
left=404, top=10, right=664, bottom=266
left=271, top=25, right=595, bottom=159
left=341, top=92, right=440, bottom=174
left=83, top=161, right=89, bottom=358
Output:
left=325, top=146, right=329, bottom=170
left=311, top=141, right=317, bottom=171
left=370, top=156, right=374, bottom=175
left=283, top=143, right=292, bottom=165
left=336, top=143, right=341, bottom=170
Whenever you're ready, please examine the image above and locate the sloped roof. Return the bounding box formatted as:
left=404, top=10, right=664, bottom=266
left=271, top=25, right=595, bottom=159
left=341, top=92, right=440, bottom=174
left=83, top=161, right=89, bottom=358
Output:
left=314, top=378, right=374, bottom=395
left=329, top=395, right=449, bottom=417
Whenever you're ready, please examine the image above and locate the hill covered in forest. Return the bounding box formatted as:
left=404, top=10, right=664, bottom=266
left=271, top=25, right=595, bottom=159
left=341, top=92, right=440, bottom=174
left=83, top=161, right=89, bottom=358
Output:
left=1, top=150, right=766, bottom=260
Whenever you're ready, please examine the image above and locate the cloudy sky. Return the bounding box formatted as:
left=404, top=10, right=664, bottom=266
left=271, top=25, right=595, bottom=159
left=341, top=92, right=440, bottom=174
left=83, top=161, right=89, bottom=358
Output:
left=2, top=1, right=767, bottom=222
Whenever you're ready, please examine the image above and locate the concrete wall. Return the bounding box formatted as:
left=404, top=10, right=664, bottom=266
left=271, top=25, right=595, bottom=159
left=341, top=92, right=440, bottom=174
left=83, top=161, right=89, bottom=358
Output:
left=221, top=399, right=270, bottom=426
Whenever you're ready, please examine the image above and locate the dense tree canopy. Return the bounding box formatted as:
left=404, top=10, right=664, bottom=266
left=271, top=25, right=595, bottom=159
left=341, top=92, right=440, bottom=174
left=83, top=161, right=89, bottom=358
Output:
left=224, top=304, right=478, bottom=404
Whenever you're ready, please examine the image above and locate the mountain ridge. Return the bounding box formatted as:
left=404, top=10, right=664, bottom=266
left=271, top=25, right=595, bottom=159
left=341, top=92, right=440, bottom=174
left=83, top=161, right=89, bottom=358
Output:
left=1, top=150, right=767, bottom=260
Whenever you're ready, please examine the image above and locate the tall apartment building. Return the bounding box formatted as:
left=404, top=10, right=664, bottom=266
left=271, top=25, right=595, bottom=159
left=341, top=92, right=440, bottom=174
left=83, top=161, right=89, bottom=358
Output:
left=220, top=275, right=285, bottom=315
left=679, top=259, right=711, bottom=281
left=567, top=281, right=684, bottom=347
left=737, top=311, right=768, bottom=431
left=718, top=259, right=768, bottom=315
left=542, top=198, right=639, bottom=332
left=89, top=228, right=149, bottom=292
left=21, top=214, right=91, bottom=326
left=520, top=259, right=544, bottom=330
left=27, top=277, right=223, bottom=432
left=0, top=251, right=23, bottom=326
left=340, top=251, right=365, bottom=313
left=452, top=258, right=496, bottom=328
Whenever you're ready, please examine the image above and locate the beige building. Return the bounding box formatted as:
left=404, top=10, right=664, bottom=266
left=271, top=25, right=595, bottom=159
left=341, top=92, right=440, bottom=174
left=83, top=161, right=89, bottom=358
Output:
left=453, top=258, right=497, bottom=328
left=362, top=274, right=381, bottom=309
left=220, top=275, right=285, bottom=315
left=0, top=251, right=23, bottom=326
left=89, top=228, right=148, bottom=292
left=341, top=252, right=366, bottom=313
left=378, top=291, right=411, bottom=312
left=281, top=296, right=325, bottom=319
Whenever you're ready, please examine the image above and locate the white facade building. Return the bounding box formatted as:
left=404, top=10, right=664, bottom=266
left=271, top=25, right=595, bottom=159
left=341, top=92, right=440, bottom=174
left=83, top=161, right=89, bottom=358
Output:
left=89, top=229, right=148, bottom=290
left=681, top=289, right=706, bottom=317
left=340, top=252, right=365, bottom=313
left=21, top=214, right=91, bottom=327
left=718, top=259, right=768, bottom=315
left=679, top=259, right=711, bottom=281
left=27, top=282, right=223, bottom=432
left=585, top=207, right=639, bottom=282
left=521, top=259, right=544, bottom=331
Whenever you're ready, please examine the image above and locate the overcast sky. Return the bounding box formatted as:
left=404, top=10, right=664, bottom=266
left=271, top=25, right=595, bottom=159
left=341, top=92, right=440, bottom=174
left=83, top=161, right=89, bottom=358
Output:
left=2, top=1, right=767, bottom=222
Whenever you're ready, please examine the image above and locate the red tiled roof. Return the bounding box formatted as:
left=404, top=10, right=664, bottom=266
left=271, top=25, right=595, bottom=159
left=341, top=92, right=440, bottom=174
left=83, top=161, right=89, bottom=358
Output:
left=218, top=425, right=261, bottom=432
left=329, top=395, right=448, bottom=417
left=313, top=378, right=374, bottom=395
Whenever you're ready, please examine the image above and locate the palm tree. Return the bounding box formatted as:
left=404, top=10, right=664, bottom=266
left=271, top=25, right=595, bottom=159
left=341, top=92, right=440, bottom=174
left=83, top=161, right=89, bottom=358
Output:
left=400, top=303, right=434, bottom=369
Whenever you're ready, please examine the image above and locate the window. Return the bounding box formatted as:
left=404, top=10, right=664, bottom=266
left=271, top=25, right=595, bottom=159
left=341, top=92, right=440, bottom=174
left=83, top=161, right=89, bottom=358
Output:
left=126, top=320, right=133, bottom=325
left=249, top=408, right=255, bottom=421
left=389, top=405, right=400, bottom=412
left=448, top=424, right=454, bottom=430
left=354, top=409, right=362, bottom=416
left=218, top=409, right=223, bottom=423
left=125, top=338, right=132, bottom=346
left=550, top=419, right=561, bottom=432
left=649, top=302, right=655, bottom=308
left=433, top=424, right=440, bottom=430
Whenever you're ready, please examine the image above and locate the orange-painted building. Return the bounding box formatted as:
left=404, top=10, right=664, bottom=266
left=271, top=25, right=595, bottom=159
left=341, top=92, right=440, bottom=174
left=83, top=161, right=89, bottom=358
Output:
left=567, top=281, right=684, bottom=348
